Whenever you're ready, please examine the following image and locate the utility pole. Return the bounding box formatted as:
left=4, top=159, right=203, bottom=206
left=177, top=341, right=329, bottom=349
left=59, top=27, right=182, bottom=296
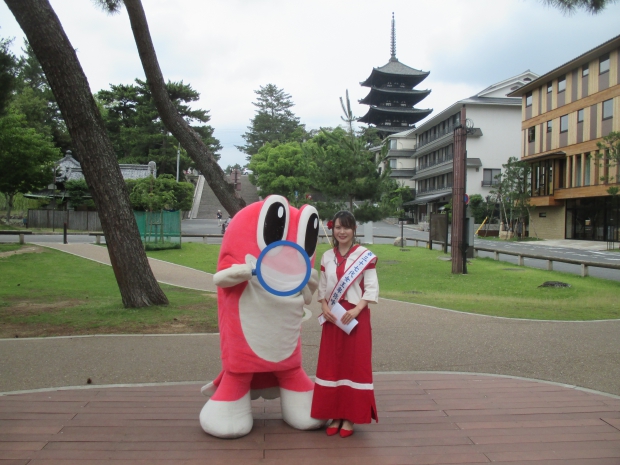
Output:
left=451, top=106, right=467, bottom=274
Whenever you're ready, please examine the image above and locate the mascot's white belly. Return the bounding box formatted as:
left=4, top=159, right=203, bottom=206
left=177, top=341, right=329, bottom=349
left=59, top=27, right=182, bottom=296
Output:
left=239, top=276, right=304, bottom=362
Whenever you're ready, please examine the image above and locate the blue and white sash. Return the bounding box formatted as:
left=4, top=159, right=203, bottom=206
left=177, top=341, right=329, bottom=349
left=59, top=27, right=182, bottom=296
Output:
left=328, top=248, right=376, bottom=308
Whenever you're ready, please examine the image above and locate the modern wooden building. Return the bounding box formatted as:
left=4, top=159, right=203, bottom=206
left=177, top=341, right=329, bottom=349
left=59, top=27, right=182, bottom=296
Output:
left=508, top=34, right=620, bottom=241
left=358, top=14, right=432, bottom=137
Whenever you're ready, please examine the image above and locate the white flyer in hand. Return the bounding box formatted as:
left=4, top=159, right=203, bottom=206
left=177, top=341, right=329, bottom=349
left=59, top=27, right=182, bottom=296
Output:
left=317, top=302, right=358, bottom=335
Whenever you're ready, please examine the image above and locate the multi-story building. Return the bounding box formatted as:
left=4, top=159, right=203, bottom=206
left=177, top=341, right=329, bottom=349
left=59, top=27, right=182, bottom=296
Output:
left=508, top=34, right=620, bottom=241
left=378, top=71, right=538, bottom=223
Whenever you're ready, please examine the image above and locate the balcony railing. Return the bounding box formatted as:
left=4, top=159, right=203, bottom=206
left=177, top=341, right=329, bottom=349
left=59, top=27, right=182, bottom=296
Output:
left=417, top=125, right=456, bottom=149
left=417, top=183, right=453, bottom=195
left=481, top=180, right=500, bottom=187
left=417, top=155, right=453, bottom=172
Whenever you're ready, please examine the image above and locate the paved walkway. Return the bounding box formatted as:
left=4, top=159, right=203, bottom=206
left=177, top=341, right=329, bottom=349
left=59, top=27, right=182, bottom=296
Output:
left=2, top=373, right=620, bottom=464
left=1, top=243, right=619, bottom=463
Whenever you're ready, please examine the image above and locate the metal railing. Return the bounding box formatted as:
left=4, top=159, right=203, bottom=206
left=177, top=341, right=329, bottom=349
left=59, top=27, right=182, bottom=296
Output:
left=417, top=156, right=453, bottom=172
left=417, top=125, right=456, bottom=148
left=417, top=184, right=453, bottom=195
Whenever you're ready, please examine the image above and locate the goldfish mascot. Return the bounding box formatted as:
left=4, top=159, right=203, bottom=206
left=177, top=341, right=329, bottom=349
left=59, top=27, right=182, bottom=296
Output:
left=199, top=195, right=324, bottom=438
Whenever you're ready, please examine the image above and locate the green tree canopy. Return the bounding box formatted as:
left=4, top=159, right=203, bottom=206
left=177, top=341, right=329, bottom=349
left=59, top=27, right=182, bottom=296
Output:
left=490, top=157, right=533, bottom=234
left=0, top=37, right=18, bottom=116
left=126, top=174, right=194, bottom=212
left=96, top=79, right=221, bottom=175
left=0, top=110, right=60, bottom=221
left=11, top=41, right=72, bottom=153
left=237, top=84, right=307, bottom=157
left=247, top=142, right=316, bottom=205
left=541, top=0, right=618, bottom=13
left=304, top=127, right=391, bottom=212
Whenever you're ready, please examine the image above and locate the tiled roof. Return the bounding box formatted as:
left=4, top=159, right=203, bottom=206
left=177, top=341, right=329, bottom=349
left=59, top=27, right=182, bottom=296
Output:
left=374, top=58, right=429, bottom=76
left=56, top=153, right=155, bottom=182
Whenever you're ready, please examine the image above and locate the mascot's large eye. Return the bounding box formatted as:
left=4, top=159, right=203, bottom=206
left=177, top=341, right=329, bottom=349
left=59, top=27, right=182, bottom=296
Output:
left=257, top=195, right=290, bottom=250
left=296, top=205, right=319, bottom=258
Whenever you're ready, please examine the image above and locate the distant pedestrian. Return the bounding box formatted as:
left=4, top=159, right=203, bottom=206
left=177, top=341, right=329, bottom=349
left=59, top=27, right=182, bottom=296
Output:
left=221, top=216, right=230, bottom=234
left=216, top=210, right=223, bottom=226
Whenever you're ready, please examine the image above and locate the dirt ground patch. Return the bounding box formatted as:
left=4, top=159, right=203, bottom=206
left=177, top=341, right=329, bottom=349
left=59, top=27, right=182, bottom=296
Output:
left=0, top=300, right=218, bottom=338
left=1, top=321, right=218, bottom=338
left=2, top=299, right=86, bottom=317
left=0, top=245, right=45, bottom=259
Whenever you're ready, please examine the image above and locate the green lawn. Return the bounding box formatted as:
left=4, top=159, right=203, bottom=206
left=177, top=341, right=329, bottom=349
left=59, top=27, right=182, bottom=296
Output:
left=148, top=242, right=620, bottom=321
left=2, top=242, right=618, bottom=339
left=0, top=244, right=22, bottom=253
left=0, top=246, right=218, bottom=338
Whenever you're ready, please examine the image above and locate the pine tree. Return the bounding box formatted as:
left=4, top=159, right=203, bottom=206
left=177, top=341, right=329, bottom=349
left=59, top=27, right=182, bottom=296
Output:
left=237, top=84, right=307, bottom=157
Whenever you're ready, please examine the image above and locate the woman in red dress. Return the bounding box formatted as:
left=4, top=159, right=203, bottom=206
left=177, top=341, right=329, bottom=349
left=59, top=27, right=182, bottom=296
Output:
left=311, top=211, right=379, bottom=438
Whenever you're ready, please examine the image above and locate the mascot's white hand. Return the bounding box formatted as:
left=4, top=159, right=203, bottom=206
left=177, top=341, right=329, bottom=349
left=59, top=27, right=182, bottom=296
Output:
left=301, top=268, right=319, bottom=304
left=213, top=263, right=254, bottom=288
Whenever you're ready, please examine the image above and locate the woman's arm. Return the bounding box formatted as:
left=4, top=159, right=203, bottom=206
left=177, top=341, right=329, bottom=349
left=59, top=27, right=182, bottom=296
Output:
left=320, top=298, right=338, bottom=324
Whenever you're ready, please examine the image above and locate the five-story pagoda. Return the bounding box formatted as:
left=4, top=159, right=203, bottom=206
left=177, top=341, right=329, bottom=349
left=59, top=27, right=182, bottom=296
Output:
left=358, top=14, right=432, bottom=137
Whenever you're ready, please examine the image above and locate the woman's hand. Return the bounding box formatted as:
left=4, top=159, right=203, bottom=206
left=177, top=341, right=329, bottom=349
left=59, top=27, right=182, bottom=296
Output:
left=321, top=300, right=337, bottom=324
left=340, top=299, right=369, bottom=325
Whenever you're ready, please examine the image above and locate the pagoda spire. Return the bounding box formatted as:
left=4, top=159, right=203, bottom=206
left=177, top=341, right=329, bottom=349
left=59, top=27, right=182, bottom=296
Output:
left=390, top=12, right=397, bottom=61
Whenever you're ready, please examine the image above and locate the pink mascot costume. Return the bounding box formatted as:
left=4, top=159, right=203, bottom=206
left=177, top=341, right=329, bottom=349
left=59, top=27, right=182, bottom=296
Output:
left=199, top=195, right=325, bottom=438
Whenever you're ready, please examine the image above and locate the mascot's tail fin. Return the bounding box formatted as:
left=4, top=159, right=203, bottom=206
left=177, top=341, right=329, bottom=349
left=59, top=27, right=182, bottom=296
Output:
left=201, top=371, right=224, bottom=397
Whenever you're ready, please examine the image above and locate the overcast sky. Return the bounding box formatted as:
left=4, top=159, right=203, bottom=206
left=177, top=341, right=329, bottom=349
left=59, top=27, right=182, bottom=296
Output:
left=1, top=0, right=619, bottom=168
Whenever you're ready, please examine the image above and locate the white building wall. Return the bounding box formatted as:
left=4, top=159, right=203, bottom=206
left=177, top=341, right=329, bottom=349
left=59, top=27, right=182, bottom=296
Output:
left=465, top=104, right=523, bottom=198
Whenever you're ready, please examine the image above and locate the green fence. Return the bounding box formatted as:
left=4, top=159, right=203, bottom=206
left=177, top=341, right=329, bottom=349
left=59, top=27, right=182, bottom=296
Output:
left=134, top=210, right=182, bottom=250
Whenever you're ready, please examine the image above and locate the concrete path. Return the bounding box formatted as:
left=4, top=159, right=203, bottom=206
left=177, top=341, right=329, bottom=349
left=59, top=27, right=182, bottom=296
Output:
left=1, top=243, right=619, bottom=398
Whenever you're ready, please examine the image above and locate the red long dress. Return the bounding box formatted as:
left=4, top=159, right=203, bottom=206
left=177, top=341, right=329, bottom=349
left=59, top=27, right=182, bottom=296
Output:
left=311, top=245, right=378, bottom=424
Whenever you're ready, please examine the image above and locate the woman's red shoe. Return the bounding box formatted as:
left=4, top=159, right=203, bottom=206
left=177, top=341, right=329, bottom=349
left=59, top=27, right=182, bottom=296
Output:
left=339, top=427, right=354, bottom=438
left=326, top=420, right=342, bottom=436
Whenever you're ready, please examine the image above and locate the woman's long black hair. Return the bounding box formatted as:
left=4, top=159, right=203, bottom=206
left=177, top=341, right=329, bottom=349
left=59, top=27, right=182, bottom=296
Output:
left=331, top=210, right=357, bottom=248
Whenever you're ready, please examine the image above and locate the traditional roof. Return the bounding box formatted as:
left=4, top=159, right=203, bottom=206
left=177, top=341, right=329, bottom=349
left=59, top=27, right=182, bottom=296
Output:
left=55, top=152, right=156, bottom=183
left=360, top=60, right=430, bottom=88
left=358, top=87, right=431, bottom=106
left=358, top=106, right=433, bottom=125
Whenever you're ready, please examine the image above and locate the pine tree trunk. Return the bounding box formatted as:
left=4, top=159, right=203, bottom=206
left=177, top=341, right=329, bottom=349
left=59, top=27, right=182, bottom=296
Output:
left=5, top=0, right=168, bottom=307
left=5, top=193, right=13, bottom=224
left=123, top=0, right=245, bottom=216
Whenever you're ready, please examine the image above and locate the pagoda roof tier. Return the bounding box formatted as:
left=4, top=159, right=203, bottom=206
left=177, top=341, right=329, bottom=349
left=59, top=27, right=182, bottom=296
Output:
left=357, top=106, right=432, bottom=125
left=360, top=58, right=430, bottom=88
left=370, top=125, right=413, bottom=134
left=359, top=87, right=431, bottom=106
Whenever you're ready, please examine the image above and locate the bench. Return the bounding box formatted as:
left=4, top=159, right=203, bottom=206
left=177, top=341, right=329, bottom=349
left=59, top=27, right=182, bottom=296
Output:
left=0, top=230, right=33, bottom=245
left=89, top=232, right=104, bottom=244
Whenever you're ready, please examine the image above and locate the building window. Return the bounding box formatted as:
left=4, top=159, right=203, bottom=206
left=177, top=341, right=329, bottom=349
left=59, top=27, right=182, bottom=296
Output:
left=582, top=65, right=589, bottom=77
left=558, top=75, right=566, bottom=93
left=560, top=115, right=568, bottom=133
left=546, top=120, right=552, bottom=133
left=526, top=92, right=532, bottom=107
left=547, top=82, right=553, bottom=93
left=389, top=139, right=397, bottom=149
left=389, top=159, right=397, bottom=169
left=528, top=126, right=536, bottom=143
left=602, top=99, right=613, bottom=120
left=577, top=109, right=584, bottom=123
left=599, top=53, right=610, bottom=74
left=482, top=169, right=501, bottom=187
